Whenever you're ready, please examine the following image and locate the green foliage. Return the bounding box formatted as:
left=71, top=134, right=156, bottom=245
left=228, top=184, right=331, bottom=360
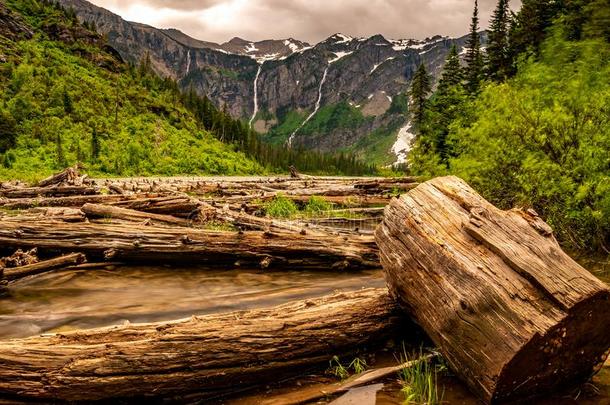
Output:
left=409, top=64, right=432, bottom=127
left=486, top=0, right=512, bottom=80
left=328, top=355, right=368, bottom=380
left=464, top=0, right=485, bottom=94
left=263, top=195, right=299, bottom=218
left=399, top=351, right=443, bottom=405
left=0, top=0, right=264, bottom=180
left=413, top=30, right=610, bottom=252
left=298, top=101, right=370, bottom=138
left=304, top=195, right=333, bottom=215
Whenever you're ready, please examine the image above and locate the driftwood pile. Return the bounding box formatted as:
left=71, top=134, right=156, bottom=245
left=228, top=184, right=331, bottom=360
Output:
left=0, top=167, right=412, bottom=287
left=1, top=170, right=609, bottom=404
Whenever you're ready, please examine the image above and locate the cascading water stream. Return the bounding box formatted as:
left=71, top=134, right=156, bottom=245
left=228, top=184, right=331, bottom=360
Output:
left=249, top=63, right=263, bottom=128
left=287, top=64, right=330, bottom=148
left=185, top=50, right=191, bottom=74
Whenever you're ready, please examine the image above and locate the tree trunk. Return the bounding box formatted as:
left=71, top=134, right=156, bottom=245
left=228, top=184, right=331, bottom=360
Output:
left=3, top=253, right=86, bottom=281
left=375, top=176, right=610, bottom=404
left=0, top=219, right=378, bottom=269
left=0, top=288, right=402, bottom=402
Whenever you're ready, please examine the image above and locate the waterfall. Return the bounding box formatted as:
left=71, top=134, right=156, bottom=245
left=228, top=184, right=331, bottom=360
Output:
left=287, top=64, right=330, bottom=148
left=249, top=63, right=263, bottom=128
left=185, top=50, right=191, bottom=74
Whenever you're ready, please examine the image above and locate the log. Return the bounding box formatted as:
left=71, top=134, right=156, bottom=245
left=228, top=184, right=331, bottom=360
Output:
left=0, top=219, right=379, bottom=269
left=3, top=253, right=86, bottom=282
left=82, top=203, right=190, bottom=226
left=0, top=288, right=403, bottom=402
left=0, top=185, right=98, bottom=198
left=375, top=176, right=610, bottom=403
left=36, top=165, right=80, bottom=187
left=0, top=194, right=160, bottom=210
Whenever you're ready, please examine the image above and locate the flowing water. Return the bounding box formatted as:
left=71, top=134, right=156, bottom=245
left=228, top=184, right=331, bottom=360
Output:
left=249, top=62, right=263, bottom=128
left=0, top=266, right=385, bottom=339
left=287, top=64, right=330, bottom=147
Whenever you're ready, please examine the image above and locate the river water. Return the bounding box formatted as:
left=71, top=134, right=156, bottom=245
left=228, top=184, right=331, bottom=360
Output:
left=0, top=266, right=385, bottom=339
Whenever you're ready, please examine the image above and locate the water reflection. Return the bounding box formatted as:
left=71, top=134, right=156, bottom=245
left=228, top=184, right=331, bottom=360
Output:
left=0, top=266, right=385, bottom=339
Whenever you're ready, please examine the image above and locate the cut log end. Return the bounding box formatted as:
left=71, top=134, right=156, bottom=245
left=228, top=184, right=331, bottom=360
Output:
left=494, top=291, right=610, bottom=402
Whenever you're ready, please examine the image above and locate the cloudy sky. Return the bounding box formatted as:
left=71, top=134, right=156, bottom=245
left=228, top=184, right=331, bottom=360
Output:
left=89, top=0, right=505, bottom=44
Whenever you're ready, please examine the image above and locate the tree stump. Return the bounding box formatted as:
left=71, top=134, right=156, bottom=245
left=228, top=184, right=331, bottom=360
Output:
left=375, top=176, right=610, bottom=403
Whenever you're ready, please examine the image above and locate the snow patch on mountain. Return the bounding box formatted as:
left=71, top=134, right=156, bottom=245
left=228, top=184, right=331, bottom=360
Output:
left=392, top=121, right=416, bottom=164
left=329, top=51, right=353, bottom=63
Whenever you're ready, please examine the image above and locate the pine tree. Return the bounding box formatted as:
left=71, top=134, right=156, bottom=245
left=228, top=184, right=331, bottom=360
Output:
left=464, top=0, right=484, bottom=94
left=487, top=0, right=511, bottom=81
left=91, top=127, right=100, bottom=162
left=409, top=63, right=432, bottom=127
left=508, top=0, right=563, bottom=58
left=437, top=45, right=463, bottom=93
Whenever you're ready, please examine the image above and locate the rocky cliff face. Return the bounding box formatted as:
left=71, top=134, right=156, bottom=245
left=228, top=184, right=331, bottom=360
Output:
left=58, top=0, right=482, bottom=164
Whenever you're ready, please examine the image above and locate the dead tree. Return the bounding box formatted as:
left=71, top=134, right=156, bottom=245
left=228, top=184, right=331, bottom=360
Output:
left=376, top=176, right=610, bottom=403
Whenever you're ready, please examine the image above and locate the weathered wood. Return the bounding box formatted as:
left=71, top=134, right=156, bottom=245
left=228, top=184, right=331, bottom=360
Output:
left=36, top=165, right=80, bottom=187
left=0, top=288, right=402, bottom=402
left=3, top=253, right=86, bottom=282
left=0, top=193, right=162, bottom=210
left=82, top=203, right=191, bottom=226
left=0, top=219, right=378, bottom=269
left=376, top=176, right=610, bottom=404
left=0, top=185, right=97, bottom=198
left=111, top=195, right=200, bottom=218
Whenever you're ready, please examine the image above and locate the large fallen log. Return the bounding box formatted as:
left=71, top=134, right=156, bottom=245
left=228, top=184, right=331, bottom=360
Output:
left=376, top=176, right=610, bottom=404
left=0, top=193, right=163, bottom=210
left=3, top=253, right=86, bottom=282
left=0, top=219, right=378, bottom=269
left=0, top=185, right=98, bottom=198
left=0, top=288, right=403, bottom=402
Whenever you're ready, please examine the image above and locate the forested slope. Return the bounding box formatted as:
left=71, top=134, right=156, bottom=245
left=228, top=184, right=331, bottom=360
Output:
left=410, top=0, right=610, bottom=252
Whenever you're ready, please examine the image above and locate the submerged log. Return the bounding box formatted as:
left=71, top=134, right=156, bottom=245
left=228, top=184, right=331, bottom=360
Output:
left=0, top=288, right=402, bottom=401
left=3, top=253, right=86, bottom=282
left=376, top=176, right=610, bottom=403
left=0, top=219, right=378, bottom=269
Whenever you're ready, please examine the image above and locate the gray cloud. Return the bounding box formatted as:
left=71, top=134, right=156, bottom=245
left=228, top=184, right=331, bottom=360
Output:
left=89, top=0, right=507, bottom=44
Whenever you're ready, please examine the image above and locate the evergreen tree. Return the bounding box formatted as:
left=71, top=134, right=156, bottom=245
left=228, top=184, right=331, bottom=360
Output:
left=509, top=0, right=563, bottom=57
left=409, top=64, right=432, bottom=128
left=0, top=110, right=17, bottom=153
left=90, top=127, right=100, bottom=162
left=62, top=88, right=73, bottom=114
left=487, top=0, right=512, bottom=80
left=464, top=0, right=484, bottom=94
left=437, top=45, right=463, bottom=93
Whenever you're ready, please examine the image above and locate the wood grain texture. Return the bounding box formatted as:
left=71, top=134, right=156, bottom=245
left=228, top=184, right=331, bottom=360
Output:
left=375, top=176, right=610, bottom=404
left=0, top=288, right=402, bottom=401
left=0, top=219, right=378, bottom=269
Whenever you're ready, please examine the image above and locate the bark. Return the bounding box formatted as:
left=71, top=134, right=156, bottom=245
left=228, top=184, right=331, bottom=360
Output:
left=0, top=219, right=379, bottom=269
left=0, top=193, right=164, bottom=210
left=0, top=185, right=98, bottom=198
left=82, top=203, right=191, bottom=226
left=0, top=288, right=403, bottom=402
left=36, top=165, right=80, bottom=187
left=375, top=176, right=610, bottom=403
left=3, top=253, right=86, bottom=282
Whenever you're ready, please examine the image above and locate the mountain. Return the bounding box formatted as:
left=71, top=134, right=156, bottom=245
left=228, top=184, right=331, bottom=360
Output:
left=58, top=0, right=484, bottom=165
left=0, top=0, right=265, bottom=181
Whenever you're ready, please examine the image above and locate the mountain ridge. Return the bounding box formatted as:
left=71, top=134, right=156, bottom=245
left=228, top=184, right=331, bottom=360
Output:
left=58, top=0, right=485, bottom=164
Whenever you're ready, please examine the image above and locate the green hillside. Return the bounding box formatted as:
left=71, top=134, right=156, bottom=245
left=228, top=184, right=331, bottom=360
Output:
left=0, top=0, right=264, bottom=182
left=410, top=0, right=610, bottom=253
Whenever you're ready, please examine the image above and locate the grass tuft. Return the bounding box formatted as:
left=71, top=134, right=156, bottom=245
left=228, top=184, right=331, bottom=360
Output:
left=399, top=347, right=444, bottom=405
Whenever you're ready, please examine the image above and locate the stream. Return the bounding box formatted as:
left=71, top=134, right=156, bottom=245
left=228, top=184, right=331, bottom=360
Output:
left=0, top=261, right=608, bottom=404
left=0, top=265, right=385, bottom=339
